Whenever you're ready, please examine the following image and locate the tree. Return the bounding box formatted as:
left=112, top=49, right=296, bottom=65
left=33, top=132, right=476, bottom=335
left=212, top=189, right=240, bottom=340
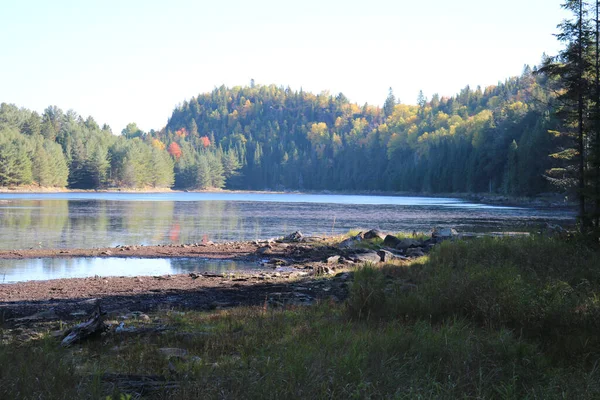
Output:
left=168, top=142, right=183, bottom=160
left=383, top=87, right=396, bottom=117
left=539, top=0, right=594, bottom=232
left=121, top=123, right=144, bottom=139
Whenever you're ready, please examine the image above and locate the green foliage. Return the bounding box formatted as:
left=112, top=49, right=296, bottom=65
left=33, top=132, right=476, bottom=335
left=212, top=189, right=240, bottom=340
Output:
left=163, top=75, right=557, bottom=194
left=347, top=264, right=386, bottom=320
left=363, top=236, right=600, bottom=361
left=0, top=62, right=572, bottom=194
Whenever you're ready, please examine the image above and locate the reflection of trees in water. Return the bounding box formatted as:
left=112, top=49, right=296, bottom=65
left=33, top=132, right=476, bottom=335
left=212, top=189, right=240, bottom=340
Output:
left=0, top=200, right=69, bottom=249
left=40, top=257, right=78, bottom=271
left=0, top=196, right=577, bottom=250
left=170, top=201, right=244, bottom=243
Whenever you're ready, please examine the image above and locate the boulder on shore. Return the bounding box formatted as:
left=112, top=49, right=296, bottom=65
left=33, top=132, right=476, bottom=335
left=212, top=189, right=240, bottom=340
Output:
left=383, top=235, right=402, bottom=247
left=377, top=249, right=408, bottom=262
left=338, top=233, right=364, bottom=249
left=431, top=227, right=458, bottom=239
left=406, top=247, right=426, bottom=257
left=351, top=250, right=381, bottom=264
left=282, top=231, right=304, bottom=242
left=395, top=238, right=421, bottom=250
left=363, top=229, right=387, bottom=240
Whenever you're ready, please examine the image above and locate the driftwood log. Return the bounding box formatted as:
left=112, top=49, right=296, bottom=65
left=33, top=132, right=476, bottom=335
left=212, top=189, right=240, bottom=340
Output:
left=61, top=303, right=106, bottom=347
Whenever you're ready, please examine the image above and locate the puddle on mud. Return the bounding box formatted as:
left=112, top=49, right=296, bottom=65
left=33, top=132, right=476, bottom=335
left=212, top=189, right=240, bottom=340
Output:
left=0, top=257, right=264, bottom=284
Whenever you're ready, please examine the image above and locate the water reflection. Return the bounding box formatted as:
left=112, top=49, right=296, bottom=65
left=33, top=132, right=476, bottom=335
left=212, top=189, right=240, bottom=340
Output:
left=0, top=193, right=575, bottom=251
left=0, top=257, right=262, bottom=284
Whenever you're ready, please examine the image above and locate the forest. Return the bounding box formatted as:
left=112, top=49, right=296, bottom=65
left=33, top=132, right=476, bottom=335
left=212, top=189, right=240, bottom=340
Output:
left=0, top=65, right=559, bottom=195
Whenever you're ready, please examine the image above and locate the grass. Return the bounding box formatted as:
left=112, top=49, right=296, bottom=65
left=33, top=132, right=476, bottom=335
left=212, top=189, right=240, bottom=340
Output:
left=2, top=236, right=600, bottom=398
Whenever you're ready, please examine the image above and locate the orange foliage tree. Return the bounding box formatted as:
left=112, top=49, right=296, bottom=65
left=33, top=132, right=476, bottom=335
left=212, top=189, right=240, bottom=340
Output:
left=200, top=136, right=211, bottom=148
left=167, top=142, right=183, bottom=160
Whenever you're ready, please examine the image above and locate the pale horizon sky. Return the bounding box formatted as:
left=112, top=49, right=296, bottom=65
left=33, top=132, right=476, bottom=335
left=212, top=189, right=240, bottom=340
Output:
left=1, top=0, right=568, bottom=133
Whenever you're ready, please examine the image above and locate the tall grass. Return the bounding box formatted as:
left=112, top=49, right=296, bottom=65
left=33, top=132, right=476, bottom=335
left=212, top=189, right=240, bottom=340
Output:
left=2, top=236, right=600, bottom=398
left=351, top=236, right=600, bottom=362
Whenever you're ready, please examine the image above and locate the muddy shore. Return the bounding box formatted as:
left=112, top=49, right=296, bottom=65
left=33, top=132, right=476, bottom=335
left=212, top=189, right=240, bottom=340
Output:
left=0, top=241, right=262, bottom=260
left=0, top=238, right=351, bottom=323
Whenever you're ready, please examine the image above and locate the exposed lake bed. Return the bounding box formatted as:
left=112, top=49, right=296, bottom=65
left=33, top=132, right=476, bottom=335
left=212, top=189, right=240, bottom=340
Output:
left=0, top=192, right=577, bottom=323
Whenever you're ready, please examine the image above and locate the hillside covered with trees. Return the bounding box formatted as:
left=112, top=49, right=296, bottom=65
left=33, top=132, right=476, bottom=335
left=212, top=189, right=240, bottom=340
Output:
left=0, top=66, right=561, bottom=195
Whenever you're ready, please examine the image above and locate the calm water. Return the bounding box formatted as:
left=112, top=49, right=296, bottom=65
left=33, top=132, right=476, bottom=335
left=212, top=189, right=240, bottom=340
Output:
left=0, top=257, right=262, bottom=284
left=0, top=192, right=575, bottom=251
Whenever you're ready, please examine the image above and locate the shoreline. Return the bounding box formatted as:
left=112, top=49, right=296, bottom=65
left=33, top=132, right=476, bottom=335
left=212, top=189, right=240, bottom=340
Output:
left=0, top=237, right=348, bottom=321
left=0, top=186, right=575, bottom=208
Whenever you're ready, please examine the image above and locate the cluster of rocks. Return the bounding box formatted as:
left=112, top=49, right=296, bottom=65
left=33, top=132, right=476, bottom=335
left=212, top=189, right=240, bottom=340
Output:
left=329, top=227, right=460, bottom=265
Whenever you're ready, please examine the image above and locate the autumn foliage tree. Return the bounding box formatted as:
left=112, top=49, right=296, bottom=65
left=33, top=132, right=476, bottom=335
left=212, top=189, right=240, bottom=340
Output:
left=167, top=142, right=183, bottom=160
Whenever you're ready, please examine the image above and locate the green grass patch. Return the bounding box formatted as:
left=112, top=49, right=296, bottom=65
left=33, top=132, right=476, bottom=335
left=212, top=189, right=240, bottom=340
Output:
left=3, top=236, right=600, bottom=398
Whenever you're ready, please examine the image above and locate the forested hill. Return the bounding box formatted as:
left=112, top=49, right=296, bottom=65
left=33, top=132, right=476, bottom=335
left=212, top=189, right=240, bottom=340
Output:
left=0, top=66, right=560, bottom=195
left=163, top=66, right=557, bottom=195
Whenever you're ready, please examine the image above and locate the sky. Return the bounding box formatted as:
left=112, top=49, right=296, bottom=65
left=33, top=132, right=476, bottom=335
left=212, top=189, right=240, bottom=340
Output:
left=0, top=0, right=568, bottom=133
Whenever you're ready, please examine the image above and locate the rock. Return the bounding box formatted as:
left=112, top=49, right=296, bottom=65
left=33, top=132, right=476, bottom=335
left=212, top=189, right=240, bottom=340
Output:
left=406, top=247, right=426, bottom=257
left=395, top=238, right=421, bottom=250
left=315, top=265, right=335, bottom=275
left=283, top=231, right=304, bottom=242
left=364, top=229, right=387, bottom=240
left=334, top=272, right=352, bottom=281
left=189, top=273, right=202, bottom=280
left=100, top=250, right=112, bottom=256
left=267, top=258, right=289, bottom=266
left=326, top=255, right=341, bottom=264
left=352, top=250, right=382, bottom=264
left=377, top=249, right=408, bottom=262
left=339, top=234, right=364, bottom=249
left=383, top=235, right=402, bottom=247
left=431, top=227, right=458, bottom=239
left=256, top=245, right=273, bottom=255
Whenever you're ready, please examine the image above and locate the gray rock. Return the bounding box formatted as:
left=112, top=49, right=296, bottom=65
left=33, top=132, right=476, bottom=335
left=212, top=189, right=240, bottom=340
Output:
left=352, top=251, right=382, bottom=264
left=267, top=258, right=289, bottom=266
left=406, top=247, right=426, bottom=257
left=334, top=272, right=352, bottom=281
left=364, top=229, right=387, bottom=240
left=338, top=234, right=363, bottom=249
left=383, top=235, right=402, bottom=247
left=283, top=231, right=304, bottom=242
left=315, top=265, right=335, bottom=275
left=395, top=238, right=422, bottom=250
left=327, top=255, right=341, bottom=264
left=431, top=227, right=458, bottom=239
left=378, top=249, right=408, bottom=262
left=256, top=245, right=273, bottom=255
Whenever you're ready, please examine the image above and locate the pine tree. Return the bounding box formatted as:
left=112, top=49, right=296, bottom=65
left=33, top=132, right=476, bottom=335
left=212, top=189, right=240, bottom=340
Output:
left=383, top=88, right=396, bottom=118
left=539, top=0, right=594, bottom=231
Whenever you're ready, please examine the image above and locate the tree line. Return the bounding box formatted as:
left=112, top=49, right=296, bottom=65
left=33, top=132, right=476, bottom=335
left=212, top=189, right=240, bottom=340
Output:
left=0, top=47, right=578, bottom=198
left=165, top=68, right=557, bottom=195
left=0, top=105, right=239, bottom=189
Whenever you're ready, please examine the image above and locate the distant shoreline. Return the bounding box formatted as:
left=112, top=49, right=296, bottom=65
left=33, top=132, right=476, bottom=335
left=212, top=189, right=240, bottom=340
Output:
left=0, top=186, right=574, bottom=208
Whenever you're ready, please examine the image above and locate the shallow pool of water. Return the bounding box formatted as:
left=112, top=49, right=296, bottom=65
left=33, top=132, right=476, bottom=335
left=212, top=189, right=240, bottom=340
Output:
left=0, top=257, right=262, bottom=284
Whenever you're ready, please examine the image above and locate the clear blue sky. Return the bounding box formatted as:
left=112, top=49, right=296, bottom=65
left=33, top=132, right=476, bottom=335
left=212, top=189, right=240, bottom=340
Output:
left=0, top=0, right=567, bottom=133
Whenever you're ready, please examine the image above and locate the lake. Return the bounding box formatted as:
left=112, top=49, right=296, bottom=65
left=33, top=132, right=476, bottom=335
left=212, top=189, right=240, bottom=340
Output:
left=0, top=192, right=575, bottom=251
